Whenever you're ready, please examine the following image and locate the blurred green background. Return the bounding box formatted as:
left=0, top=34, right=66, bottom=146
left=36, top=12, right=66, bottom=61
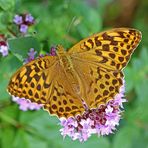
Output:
left=0, top=0, right=148, bottom=148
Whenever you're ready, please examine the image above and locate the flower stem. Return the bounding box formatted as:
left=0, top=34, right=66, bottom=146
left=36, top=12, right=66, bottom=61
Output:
left=7, top=27, right=17, bottom=37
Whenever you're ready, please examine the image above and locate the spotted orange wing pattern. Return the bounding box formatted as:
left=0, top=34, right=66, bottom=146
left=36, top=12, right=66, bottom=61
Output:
left=7, top=56, right=85, bottom=118
left=68, top=28, right=141, bottom=109
left=7, top=28, right=141, bottom=118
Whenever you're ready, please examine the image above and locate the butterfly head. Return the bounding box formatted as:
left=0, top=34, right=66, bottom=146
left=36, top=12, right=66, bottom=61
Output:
left=56, top=44, right=66, bottom=56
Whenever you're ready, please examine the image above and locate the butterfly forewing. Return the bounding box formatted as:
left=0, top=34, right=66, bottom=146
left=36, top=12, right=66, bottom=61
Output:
left=8, top=56, right=58, bottom=103
left=69, top=28, right=141, bottom=70
left=68, top=28, right=141, bottom=109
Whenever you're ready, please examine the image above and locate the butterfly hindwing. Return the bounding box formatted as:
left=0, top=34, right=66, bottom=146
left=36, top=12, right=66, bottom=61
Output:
left=43, top=61, right=85, bottom=118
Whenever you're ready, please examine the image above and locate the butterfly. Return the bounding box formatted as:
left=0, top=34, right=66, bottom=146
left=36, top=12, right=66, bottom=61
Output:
left=7, top=28, right=141, bottom=118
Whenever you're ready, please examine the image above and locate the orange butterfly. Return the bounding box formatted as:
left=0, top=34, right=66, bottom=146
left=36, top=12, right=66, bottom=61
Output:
left=7, top=28, right=142, bottom=118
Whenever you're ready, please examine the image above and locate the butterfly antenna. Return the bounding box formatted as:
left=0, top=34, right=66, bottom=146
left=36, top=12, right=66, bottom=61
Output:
left=66, top=16, right=77, bottom=33
left=62, top=16, right=77, bottom=49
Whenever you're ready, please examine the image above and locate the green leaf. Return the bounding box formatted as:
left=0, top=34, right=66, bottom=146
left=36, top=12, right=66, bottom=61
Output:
left=125, top=47, right=148, bottom=93
left=18, top=111, right=64, bottom=147
left=113, top=126, right=144, bottom=148
left=8, top=36, right=40, bottom=61
left=0, top=55, right=21, bottom=100
left=24, top=112, right=60, bottom=140
left=0, top=0, right=15, bottom=10
left=62, top=136, right=110, bottom=148
left=0, top=105, right=20, bottom=148
left=124, top=67, right=134, bottom=92
left=139, top=47, right=148, bottom=66
left=135, top=80, right=148, bottom=103
left=0, top=12, right=7, bottom=31
left=25, top=133, right=48, bottom=148
left=1, top=127, right=16, bottom=148
left=0, top=105, right=19, bottom=125
left=71, top=1, right=102, bottom=38
left=13, top=129, right=29, bottom=148
left=128, top=100, right=148, bottom=124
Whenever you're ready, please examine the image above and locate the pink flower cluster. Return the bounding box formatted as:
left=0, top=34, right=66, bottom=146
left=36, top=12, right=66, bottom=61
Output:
left=49, top=46, right=56, bottom=56
left=13, top=13, right=35, bottom=34
left=12, top=96, right=42, bottom=111
left=0, top=34, right=8, bottom=57
left=24, top=48, right=37, bottom=63
left=60, top=82, right=126, bottom=142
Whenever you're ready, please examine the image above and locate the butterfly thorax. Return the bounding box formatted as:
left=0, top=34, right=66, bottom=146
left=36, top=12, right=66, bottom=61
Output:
left=56, top=45, right=71, bottom=68
left=56, top=45, right=80, bottom=93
